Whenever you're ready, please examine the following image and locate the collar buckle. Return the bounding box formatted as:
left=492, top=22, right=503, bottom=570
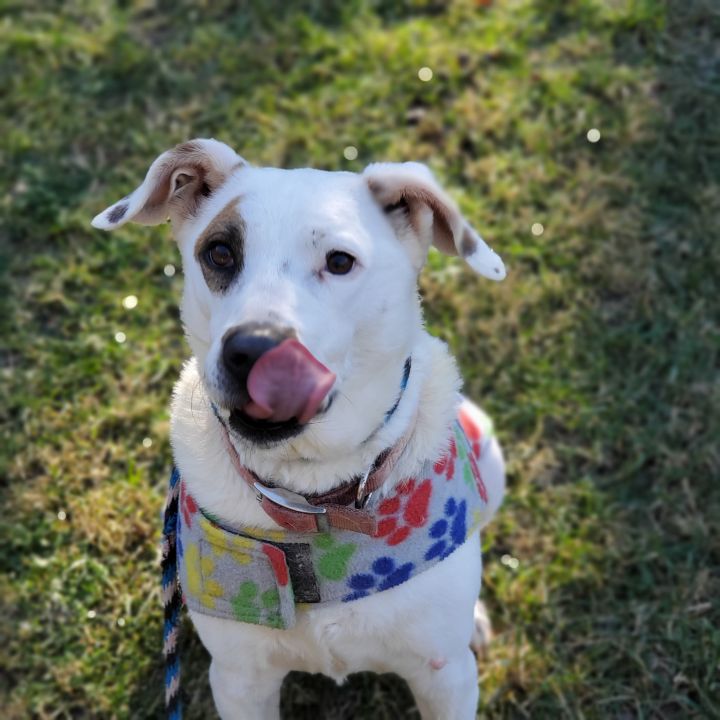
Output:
left=355, top=468, right=374, bottom=509
left=253, top=481, right=327, bottom=515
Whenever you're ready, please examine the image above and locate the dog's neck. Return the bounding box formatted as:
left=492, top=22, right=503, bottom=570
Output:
left=170, top=333, right=461, bottom=531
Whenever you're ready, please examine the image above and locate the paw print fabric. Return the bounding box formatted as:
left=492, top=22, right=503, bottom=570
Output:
left=177, top=398, right=494, bottom=629
left=426, top=497, right=468, bottom=561
left=375, top=477, right=432, bottom=545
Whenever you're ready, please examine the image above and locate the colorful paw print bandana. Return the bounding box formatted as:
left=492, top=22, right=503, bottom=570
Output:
left=177, top=403, right=494, bottom=629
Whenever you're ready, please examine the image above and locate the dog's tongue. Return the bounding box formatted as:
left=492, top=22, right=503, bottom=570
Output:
left=243, top=339, right=336, bottom=424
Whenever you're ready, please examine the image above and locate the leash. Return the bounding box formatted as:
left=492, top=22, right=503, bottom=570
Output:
left=162, top=467, right=182, bottom=720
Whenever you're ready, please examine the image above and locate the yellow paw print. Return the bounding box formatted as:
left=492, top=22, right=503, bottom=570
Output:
left=202, top=519, right=257, bottom=564
left=185, top=543, right=224, bottom=609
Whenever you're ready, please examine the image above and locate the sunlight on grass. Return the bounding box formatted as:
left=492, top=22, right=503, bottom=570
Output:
left=1, top=1, right=718, bottom=718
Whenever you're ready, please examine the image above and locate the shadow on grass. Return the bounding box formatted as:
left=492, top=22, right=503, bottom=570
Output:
left=127, top=618, right=420, bottom=720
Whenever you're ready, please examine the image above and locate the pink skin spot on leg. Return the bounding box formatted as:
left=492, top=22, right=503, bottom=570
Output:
left=430, top=656, right=447, bottom=670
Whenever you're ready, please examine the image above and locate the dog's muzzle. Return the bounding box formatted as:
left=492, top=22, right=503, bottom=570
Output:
left=221, top=322, right=294, bottom=396
left=219, top=323, right=336, bottom=441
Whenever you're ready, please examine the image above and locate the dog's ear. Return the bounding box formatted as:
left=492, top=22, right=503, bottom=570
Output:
left=91, top=138, right=245, bottom=231
left=364, top=162, right=506, bottom=280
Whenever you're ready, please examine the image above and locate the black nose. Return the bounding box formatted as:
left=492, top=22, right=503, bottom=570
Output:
left=221, top=322, right=295, bottom=391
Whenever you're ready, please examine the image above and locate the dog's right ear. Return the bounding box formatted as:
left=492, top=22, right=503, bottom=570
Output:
left=364, top=162, right=505, bottom=280
left=91, top=138, right=245, bottom=231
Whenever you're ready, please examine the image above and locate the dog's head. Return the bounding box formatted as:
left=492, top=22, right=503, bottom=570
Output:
left=93, top=139, right=505, bottom=452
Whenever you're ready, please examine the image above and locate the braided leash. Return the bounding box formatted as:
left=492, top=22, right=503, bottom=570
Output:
left=161, top=467, right=182, bottom=720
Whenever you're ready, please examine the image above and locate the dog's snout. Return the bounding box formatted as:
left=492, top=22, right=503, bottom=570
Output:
left=221, top=322, right=295, bottom=388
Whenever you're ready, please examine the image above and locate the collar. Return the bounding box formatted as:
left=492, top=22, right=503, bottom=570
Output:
left=212, top=357, right=414, bottom=536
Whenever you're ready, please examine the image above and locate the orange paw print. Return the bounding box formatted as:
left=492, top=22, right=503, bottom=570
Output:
left=457, top=411, right=488, bottom=503
left=180, top=482, right=198, bottom=528
left=434, top=437, right=457, bottom=481
left=375, top=478, right=433, bottom=546
left=459, top=406, right=483, bottom=460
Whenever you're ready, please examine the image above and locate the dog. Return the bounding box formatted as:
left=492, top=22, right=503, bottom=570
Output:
left=93, top=138, right=507, bottom=720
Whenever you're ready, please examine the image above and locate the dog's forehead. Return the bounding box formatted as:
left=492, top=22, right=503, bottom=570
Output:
left=181, top=165, right=380, bottom=254
left=236, top=166, right=365, bottom=224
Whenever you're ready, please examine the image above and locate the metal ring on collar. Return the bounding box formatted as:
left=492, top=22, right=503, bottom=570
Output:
left=253, top=480, right=328, bottom=514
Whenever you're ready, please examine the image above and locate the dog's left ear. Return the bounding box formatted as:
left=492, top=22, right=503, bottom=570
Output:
left=364, top=162, right=506, bottom=280
left=91, top=138, right=244, bottom=231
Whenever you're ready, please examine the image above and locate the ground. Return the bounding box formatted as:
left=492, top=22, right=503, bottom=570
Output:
left=1, top=1, right=718, bottom=718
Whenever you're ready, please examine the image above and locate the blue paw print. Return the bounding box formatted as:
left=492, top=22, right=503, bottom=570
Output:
left=424, top=497, right=467, bottom=561
left=343, top=556, right=415, bottom=601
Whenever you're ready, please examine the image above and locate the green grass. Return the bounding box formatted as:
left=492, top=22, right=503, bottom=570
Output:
left=1, top=0, right=719, bottom=717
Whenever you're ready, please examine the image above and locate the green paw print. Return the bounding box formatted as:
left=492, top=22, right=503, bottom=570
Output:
left=313, top=534, right=357, bottom=581
left=231, top=581, right=282, bottom=628
left=454, top=427, right=475, bottom=490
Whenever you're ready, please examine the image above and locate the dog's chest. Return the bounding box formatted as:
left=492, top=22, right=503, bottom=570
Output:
left=176, top=409, right=492, bottom=630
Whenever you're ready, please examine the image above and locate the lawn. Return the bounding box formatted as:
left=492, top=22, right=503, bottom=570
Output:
left=1, top=0, right=718, bottom=718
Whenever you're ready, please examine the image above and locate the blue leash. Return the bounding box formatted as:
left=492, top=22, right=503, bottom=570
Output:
left=162, top=467, right=182, bottom=719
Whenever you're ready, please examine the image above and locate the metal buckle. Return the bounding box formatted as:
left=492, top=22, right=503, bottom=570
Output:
left=253, top=481, right=327, bottom=515
left=355, top=468, right=374, bottom=509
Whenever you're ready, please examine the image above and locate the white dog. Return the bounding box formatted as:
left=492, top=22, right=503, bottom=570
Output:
left=93, top=138, right=506, bottom=720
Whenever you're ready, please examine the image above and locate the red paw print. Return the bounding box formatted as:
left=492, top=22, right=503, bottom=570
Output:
left=434, top=437, right=457, bottom=481
left=459, top=406, right=483, bottom=460
left=375, top=478, right=433, bottom=545
left=467, top=448, right=488, bottom=503
left=262, top=544, right=289, bottom=587
left=180, top=481, right=198, bottom=528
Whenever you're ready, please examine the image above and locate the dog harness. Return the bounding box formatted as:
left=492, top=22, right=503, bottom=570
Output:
left=161, top=393, right=494, bottom=718
left=177, top=402, right=493, bottom=630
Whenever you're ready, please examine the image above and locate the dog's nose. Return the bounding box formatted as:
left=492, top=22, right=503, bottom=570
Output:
left=221, top=322, right=295, bottom=389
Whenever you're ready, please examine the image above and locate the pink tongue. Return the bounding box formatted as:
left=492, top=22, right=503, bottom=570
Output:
left=244, top=339, right=336, bottom=424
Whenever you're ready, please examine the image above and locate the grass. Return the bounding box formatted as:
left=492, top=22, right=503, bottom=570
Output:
left=1, top=0, right=719, bottom=717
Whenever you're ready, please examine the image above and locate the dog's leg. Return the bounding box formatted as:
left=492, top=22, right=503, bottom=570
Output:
left=209, top=660, right=285, bottom=720
left=381, top=539, right=482, bottom=720
left=405, top=648, right=479, bottom=720
left=470, top=597, right=493, bottom=656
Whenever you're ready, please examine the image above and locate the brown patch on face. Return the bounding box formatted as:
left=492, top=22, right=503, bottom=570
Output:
left=107, top=203, right=128, bottom=224
left=194, top=196, right=245, bottom=294
left=195, top=196, right=244, bottom=254
left=460, top=228, right=477, bottom=257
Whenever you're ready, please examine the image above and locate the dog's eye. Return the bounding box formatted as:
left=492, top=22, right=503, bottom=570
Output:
left=325, top=251, right=355, bottom=276
left=206, top=242, right=235, bottom=269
